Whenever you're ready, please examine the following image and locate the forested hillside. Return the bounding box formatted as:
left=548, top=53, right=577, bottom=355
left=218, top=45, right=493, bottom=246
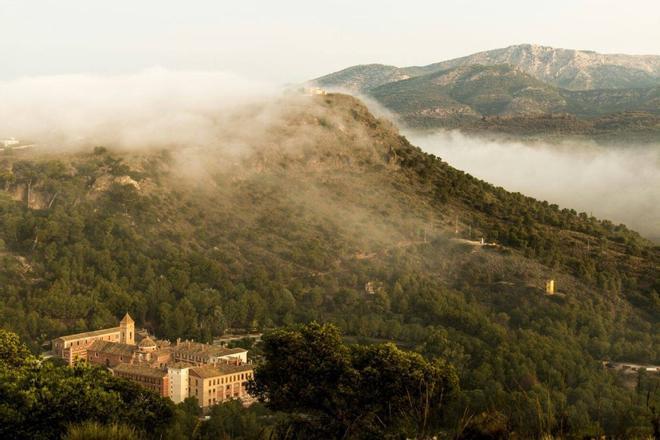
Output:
left=0, top=93, right=658, bottom=437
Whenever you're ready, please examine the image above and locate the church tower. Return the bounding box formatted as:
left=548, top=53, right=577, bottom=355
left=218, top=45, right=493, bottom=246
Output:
left=119, top=313, right=135, bottom=345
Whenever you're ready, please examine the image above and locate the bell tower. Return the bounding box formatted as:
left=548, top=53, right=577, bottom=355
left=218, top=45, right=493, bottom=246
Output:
left=119, top=313, right=135, bottom=345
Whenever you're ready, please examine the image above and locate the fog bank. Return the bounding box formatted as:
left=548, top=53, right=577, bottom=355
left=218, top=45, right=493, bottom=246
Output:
left=407, top=131, right=660, bottom=242
left=0, top=68, right=279, bottom=150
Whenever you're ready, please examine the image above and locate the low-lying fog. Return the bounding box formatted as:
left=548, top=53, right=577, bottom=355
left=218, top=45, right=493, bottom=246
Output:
left=1, top=69, right=658, bottom=242
left=0, top=68, right=278, bottom=150
left=407, top=131, right=660, bottom=242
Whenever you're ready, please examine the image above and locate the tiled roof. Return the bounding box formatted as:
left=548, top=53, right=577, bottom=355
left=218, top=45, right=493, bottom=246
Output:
left=138, top=336, right=156, bottom=348
left=120, top=313, right=134, bottom=324
left=168, top=361, right=194, bottom=369
left=173, top=344, right=247, bottom=358
left=215, top=363, right=254, bottom=374
left=54, top=327, right=120, bottom=342
left=189, top=363, right=253, bottom=378
left=88, top=340, right=137, bottom=357
left=189, top=365, right=223, bottom=379
left=112, top=363, right=167, bottom=379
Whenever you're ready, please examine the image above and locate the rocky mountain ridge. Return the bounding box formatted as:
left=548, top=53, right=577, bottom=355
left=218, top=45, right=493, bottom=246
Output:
left=312, top=44, right=660, bottom=92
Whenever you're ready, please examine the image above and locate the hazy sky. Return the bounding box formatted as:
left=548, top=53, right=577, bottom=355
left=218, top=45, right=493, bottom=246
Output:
left=1, top=0, right=659, bottom=83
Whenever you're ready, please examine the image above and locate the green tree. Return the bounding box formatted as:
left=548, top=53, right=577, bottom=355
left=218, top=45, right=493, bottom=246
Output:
left=0, top=329, right=175, bottom=440
left=249, top=322, right=458, bottom=438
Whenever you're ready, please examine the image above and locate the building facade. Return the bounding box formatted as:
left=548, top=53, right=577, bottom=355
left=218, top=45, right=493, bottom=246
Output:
left=188, top=364, right=254, bottom=409
left=112, top=363, right=169, bottom=397
left=51, top=313, right=134, bottom=365
left=52, top=313, right=254, bottom=409
left=168, top=363, right=191, bottom=404
left=119, top=313, right=135, bottom=345
left=87, top=340, right=138, bottom=367
left=172, top=340, right=248, bottom=365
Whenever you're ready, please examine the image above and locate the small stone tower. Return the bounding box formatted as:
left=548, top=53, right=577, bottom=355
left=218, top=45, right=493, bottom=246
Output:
left=120, top=313, right=135, bottom=345
left=545, top=279, right=555, bottom=295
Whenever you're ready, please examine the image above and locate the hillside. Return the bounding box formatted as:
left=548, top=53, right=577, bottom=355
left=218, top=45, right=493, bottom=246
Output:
left=307, top=63, right=406, bottom=93
left=0, top=93, right=659, bottom=436
left=369, top=64, right=567, bottom=121
left=311, top=46, right=660, bottom=140
left=413, top=44, right=660, bottom=90
left=312, top=44, right=660, bottom=92
left=366, top=64, right=660, bottom=138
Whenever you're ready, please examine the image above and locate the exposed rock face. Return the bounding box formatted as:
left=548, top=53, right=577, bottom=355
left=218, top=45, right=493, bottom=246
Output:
left=8, top=183, right=50, bottom=209
left=419, top=44, right=660, bottom=90
left=91, top=175, right=141, bottom=193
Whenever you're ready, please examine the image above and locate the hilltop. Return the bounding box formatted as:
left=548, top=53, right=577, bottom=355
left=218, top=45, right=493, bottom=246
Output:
left=0, top=93, right=658, bottom=436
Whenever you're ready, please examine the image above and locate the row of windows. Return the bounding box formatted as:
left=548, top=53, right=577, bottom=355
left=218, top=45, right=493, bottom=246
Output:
left=208, top=382, right=248, bottom=396
left=117, top=373, right=164, bottom=385
left=91, top=352, right=127, bottom=362
left=64, top=333, right=118, bottom=349
left=202, top=372, right=252, bottom=386
left=177, top=354, right=208, bottom=362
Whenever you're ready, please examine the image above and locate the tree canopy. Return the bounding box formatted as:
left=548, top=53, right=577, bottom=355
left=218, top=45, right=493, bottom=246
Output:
left=0, top=329, right=174, bottom=440
left=250, top=322, right=459, bottom=438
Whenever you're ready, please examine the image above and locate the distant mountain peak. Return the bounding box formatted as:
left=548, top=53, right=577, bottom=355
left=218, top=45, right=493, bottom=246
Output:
left=313, top=44, right=660, bottom=92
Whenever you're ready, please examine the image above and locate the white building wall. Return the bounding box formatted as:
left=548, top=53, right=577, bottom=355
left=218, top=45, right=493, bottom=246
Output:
left=168, top=366, right=190, bottom=403
left=214, top=351, right=248, bottom=364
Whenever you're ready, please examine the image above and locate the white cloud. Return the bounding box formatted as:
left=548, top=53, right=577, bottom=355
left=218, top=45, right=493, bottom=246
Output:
left=0, top=68, right=278, bottom=149
left=408, top=130, right=660, bottom=241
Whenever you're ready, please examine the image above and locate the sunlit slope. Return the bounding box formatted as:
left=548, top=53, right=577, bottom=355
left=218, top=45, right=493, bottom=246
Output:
left=313, top=44, right=660, bottom=92
left=0, top=93, right=657, bottom=365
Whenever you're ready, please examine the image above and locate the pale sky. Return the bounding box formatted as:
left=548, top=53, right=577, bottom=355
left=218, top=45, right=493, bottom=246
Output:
left=1, top=0, right=659, bottom=83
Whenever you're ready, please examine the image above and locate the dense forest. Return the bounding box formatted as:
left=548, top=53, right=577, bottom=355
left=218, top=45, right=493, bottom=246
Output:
left=0, top=93, right=658, bottom=437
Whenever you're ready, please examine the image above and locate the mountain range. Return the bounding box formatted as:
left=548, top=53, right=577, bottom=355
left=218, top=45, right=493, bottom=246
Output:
left=311, top=44, right=660, bottom=140
left=314, top=44, right=660, bottom=92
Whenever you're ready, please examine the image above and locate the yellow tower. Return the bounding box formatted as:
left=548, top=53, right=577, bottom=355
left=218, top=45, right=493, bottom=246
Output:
left=120, top=313, right=135, bottom=345
left=545, top=279, right=555, bottom=295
